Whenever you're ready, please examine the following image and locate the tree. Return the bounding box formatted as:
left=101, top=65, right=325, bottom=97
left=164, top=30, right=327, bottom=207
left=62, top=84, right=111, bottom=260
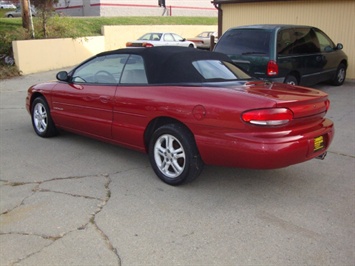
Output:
left=21, top=0, right=30, bottom=30
left=31, top=0, right=59, bottom=38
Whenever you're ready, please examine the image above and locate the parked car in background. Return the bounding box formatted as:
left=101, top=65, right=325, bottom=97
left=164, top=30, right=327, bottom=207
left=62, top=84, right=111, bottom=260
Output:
left=214, top=24, right=348, bottom=86
left=126, top=32, right=196, bottom=48
left=0, top=1, right=16, bottom=9
left=5, top=6, right=36, bottom=17
left=26, top=46, right=333, bottom=186
left=187, top=31, right=218, bottom=49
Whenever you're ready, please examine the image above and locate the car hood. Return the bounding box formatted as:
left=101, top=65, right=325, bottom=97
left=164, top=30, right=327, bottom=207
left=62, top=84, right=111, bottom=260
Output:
left=28, top=81, right=58, bottom=93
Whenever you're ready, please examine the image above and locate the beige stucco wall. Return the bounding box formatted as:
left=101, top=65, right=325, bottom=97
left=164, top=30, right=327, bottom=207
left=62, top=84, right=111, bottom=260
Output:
left=13, top=36, right=105, bottom=74
left=220, top=0, right=355, bottom=79
left=12, top=25, right=217, bottom=75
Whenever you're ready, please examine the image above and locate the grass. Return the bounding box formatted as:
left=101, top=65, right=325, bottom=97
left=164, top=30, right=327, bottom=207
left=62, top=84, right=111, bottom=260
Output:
left=0, top=12, right=216, bottom=79
left=0, top=16, right=217, bottom=37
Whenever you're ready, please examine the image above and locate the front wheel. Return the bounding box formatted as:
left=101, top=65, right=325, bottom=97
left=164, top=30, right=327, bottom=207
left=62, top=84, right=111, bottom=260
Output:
left=148, top=124, right=204, bottom=186
left=31, top=97, right=57, bottom=137
left=331, top=63, right=346, bottom=86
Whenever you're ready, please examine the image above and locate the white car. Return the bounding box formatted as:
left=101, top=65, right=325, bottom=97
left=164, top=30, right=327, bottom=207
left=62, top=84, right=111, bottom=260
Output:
left=187, top=31, right=218, bottom=49
left=5, top=6, right=36, bottom=17
left=126, top=32, right=196, bottom=48
left=0, top=1, right=16, bottom=9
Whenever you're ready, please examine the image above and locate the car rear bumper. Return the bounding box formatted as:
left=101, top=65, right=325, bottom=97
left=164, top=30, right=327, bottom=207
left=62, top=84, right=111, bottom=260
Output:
left=195, top=118, right=334, bottom=169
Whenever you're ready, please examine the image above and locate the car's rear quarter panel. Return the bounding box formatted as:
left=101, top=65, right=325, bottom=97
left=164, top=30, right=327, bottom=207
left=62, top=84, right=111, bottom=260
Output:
left=111, top=83, right=333, bottom=169
left=111, top=84, right=273, bottom=150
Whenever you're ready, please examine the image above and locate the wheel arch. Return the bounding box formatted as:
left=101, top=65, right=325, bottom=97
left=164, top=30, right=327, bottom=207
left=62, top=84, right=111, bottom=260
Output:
left=284, top=71, right=301, bottom=84
left=143, top=116, right=195, bottom=153
left=29, top=92, right=46, bottom=110
left=339, top=59, right=348, bottom=69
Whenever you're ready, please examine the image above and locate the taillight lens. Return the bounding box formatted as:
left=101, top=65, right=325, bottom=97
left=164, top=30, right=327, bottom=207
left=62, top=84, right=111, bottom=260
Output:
left=143, top=42, right=154, bottom=48
left=267, top=60, right=278, bottom=76
left=242, top=108, right=293, bottom=126
left=126, top=42, right=132, bottom=47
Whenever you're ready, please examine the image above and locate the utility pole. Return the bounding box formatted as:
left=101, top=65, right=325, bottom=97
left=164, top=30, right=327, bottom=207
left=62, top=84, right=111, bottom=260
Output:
left=21, top=0, right=30, bottom=30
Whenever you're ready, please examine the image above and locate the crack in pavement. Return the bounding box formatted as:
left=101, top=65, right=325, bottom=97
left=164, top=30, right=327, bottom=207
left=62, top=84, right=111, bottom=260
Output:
left=328, top=150, right=355, bottom=159
left=0, top=173, right=122, bottom=265
left=0, top=232, right=58, bottom=265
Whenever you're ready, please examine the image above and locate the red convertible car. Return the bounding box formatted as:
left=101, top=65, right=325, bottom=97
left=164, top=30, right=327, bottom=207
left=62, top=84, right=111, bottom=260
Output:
left=26, top=46, right=334, bottom=185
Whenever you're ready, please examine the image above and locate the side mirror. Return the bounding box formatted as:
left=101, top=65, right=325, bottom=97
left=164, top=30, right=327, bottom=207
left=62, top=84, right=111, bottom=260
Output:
left=336, top=43, right=343, bottom=50
left=56, top=71, right=69, bottom=82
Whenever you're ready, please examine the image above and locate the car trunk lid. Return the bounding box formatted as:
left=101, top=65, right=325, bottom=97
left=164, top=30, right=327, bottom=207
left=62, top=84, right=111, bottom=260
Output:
left=243, top=81, right=330, bottom=118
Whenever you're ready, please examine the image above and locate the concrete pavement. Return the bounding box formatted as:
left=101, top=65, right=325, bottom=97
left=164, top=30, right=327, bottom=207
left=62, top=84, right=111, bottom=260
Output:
left=0, top=70, right=354, bottom=265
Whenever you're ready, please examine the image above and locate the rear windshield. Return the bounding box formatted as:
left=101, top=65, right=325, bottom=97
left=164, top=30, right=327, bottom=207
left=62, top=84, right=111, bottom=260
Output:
left=192, top=60, right=251, bottom=81
left=215, top=29, right=271, bottom=56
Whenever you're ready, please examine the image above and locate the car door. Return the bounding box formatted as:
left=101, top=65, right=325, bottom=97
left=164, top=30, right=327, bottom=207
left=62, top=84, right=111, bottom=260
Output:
left=172, top=33, right=187, bottom=47
left=51, top=54, right=128, bottom=139
left=112, top=54, right=149, bottom=151
left=313, top=28, right=341, bottom=82
left=291, top=28, right=324, bottom=85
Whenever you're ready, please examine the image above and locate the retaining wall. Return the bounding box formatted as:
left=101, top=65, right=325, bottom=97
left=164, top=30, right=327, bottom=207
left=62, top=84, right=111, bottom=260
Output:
left=13, top=25, right=217, bottom=75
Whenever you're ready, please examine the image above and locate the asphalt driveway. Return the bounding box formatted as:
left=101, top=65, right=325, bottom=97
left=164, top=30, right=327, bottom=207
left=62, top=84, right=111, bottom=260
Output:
left=0, top=70, right=354, bottom=265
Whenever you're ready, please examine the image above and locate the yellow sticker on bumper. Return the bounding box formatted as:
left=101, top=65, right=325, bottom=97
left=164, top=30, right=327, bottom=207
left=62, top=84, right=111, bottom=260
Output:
left=314, top=136, right=324, bottom=152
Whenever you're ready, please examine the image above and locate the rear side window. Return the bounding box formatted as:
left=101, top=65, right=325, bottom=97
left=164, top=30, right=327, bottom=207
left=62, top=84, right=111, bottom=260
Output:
left=278, top=28, right=320, bottom=55
left=215, top=29, right=271, bottom=56
left=139, top=33, right=162, bottom=41
left=192, top=60, right=251, bottom=81
left=120, top=55, right=148, bottom=84
left=277, top=29, right=296, bottom=55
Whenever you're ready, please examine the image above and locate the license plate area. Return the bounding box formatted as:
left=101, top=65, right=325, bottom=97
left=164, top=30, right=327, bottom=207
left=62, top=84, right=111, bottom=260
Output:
left=314, top=136, right=325, bottom=152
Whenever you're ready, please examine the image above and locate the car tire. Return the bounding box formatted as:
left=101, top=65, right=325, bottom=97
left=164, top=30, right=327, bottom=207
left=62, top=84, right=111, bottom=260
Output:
left=284, top=75, right=298, bottom=85
left=31, top=97, right=58, bottom=138
left=148, top=123, right=204, bottom=186
left=331, top=63, right=346, bottom=86
left=188, top=44, right=194, bottom=48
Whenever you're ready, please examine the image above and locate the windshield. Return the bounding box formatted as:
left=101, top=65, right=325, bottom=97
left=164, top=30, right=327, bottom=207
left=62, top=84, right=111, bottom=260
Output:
left=192, top=60, right=251, bottom=81
left=215, top=29, right=271, bottom=56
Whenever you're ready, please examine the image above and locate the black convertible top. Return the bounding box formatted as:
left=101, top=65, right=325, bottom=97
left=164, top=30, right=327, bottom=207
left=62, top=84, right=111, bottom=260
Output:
left=96, top=46, right=233, bottom=84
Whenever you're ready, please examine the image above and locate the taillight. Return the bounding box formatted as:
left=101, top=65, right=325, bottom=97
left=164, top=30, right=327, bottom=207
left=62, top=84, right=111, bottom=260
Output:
left=267, top=60, right=278, bottom=76
left=143, top=42, right=154, bottom=48
left=126, top=42, right=132, bottom=47
left=325, top=99, right=330, bottom=111
left=242, top=108, right=293, bottom=126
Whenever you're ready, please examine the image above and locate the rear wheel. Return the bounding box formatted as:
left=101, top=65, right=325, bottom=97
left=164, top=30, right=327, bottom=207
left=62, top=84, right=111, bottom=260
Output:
left=148, top=124, right=203, bottom=186
left=31, top=97, right=57, bottom=137
left=284, top=75, right=298, bottom=85
left=331, top=63, right=346, bottom=86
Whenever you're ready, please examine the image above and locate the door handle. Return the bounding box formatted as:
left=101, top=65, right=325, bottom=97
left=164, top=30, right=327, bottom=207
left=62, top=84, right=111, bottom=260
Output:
left=316, top=55, right=326, bottom=62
